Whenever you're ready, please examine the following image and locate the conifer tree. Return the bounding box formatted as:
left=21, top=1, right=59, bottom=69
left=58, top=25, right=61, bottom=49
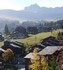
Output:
left=5, top=24, right=10, bottom=35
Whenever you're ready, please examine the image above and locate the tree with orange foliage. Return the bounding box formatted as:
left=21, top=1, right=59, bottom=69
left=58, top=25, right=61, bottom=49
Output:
left=2, top=49, right=14, bottom=62
left=29, top=48, right=41, bottom=70
left=30, top=48, right=48, bottom=70
left=41, top=56, right=48, bottom=70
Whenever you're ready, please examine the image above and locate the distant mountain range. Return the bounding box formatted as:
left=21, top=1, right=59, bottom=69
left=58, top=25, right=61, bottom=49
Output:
left=0, top=4, right=63, bottom=21
left=0, top=4, right=63, bottom=33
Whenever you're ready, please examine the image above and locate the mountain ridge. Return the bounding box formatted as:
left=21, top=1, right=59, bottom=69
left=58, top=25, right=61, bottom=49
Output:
left=0, top=4, right=63, bottom=20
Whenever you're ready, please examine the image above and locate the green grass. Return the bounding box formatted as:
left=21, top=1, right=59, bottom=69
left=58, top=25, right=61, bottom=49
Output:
left=0, top=42, right=4, bottom=47
left=11, top=32, right=52, bottom=48
left=0, top=29, right=63, bottom=48
left=11, top=29, right=63, bottom=48
left=28, top=34, right=34, bottom=37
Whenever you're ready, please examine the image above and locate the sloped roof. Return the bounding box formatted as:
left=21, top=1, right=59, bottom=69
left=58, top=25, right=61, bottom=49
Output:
left=24, top=46, right=63, bottom=59
left=42, top=36, right=59, bottom=46
left=10, top=43, right=21, bottom=48
left=24, top=53, right=33, bottom=59
left=0, top=48, right=5, bottom=52
left=39, top=46, right=63, bottom=55
left=29, top=44, right=45, bottom=52
left=24, top=52, right=40, bottom=60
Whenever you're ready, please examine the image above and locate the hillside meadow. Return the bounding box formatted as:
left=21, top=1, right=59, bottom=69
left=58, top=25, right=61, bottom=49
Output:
left=0, top=42, right=4, bottom=47
left=0, top=29, right=63, bottom=48
left=11, top=29, right=63, bottom=47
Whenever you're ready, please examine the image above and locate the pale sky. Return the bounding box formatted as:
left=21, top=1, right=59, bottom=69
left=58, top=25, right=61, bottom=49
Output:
left=0, top=0, right=63, bottom=10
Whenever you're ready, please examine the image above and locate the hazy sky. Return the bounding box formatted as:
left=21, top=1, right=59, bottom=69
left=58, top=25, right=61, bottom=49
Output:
left=0, top=0, right=63, bottom=10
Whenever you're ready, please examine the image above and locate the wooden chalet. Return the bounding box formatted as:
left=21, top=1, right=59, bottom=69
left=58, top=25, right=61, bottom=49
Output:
left=10, top=32, right=28, bottom=39
left=0, top=41, right=26, bottom=69
left=0, top=34, right=4, bottom=42
left=39, top=46, right=62, bottom=59
left=29, top=44, right=45, bottom=52
left=41, top=36, right=59, bottom=46
left=58, top=48, right=63, bottom=70
left=24, top=46, right=63, bottom=70
left=2, top=41, right=26, bottom=56
left=24, top=53, right=33, bottom=70
left=58, top=33, right=63, bottom=46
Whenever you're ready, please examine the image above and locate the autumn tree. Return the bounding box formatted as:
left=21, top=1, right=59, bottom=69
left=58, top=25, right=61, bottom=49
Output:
left=41, top=56, right=48, bottom=70
left=2, top=49, right=14, bottom=62
left=30, top=48, right=48, bottom=70
left=29, top=48, right=41, bottom=70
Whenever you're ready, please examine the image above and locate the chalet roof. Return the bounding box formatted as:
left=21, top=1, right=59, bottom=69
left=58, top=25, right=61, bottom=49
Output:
left=24, top=53, right=33, bottom=59
left=10, top=43, right=21, bottom=48
left=29, top=44, right=45, bottom=52
left=0, top=48, right=5, bottom=52
left=42, top=36, right=59, bottom=46
left=24, top=52, right=40, bottom=60
left=3, top=41, right=23, bottom=48
left=39, top=46, right=63, bottom=55
left=24, top=46, right=63, bottom=59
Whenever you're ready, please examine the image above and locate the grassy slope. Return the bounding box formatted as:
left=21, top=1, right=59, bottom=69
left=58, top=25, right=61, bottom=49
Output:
left=11, top=32, right=52, bottom=48
left=11, top=29, right=63, bottom=47
left=0, top=29, right=63, bottom=48
left=0, top=42, right=4, bottom=47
